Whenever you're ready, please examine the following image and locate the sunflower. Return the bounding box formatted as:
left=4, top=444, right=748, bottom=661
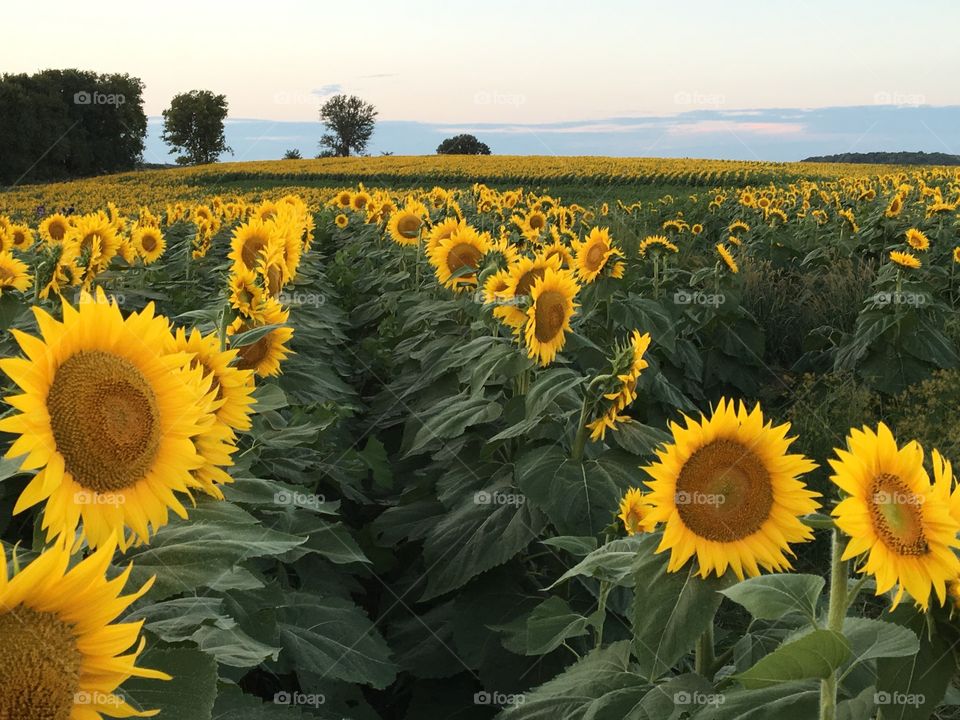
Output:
left=65, top=212, right=121, bottom=276
left=715, top=243, right=738, bottom=273
left=39, top=213, right=71, bottom=244
left=0, top=538, right=170, bottom=719
left=7, top=224, right=34, bottom=251
left=954, top=247, right=960, bottom=264
left=427, top=217, right=465, bottom=253
left=518, top=210, right=548, bottom=241
left=638, top=235, right=679, bottom=257
left=524, top=267, right=579, bottom=366
left=830, top=424, right=960, bottom=610
left=351, top=191, right=372, bottom=213
left=890, top=250, right=921, bottom=269
left=905, top=228, right=930, bottom=251
left=643, top=399, right=820, bottom=579
left=334, top=190, right=353, bottom=208
left=573, top=227, right=621, bottom=283
left=585, top=330, right=651, bottom=441
left=132, top=226, right=166, bottom=264
left=228, top=218, right=277, bottom=273
left=256, top=238, right=289, bottom=297
left=335, top=213, right=349, bottom=229
left=496, top=254, right=562, bottom=329
left=542, top=233, right=574, bottom=269
left=227, top=298, right=294, bottom=377
left=885, top=194, right=904, bottom=218
left=387, top=203, right=426, bottom=246
left=0, top=252, right=33, bottom=295
left=228, top=267, right=266, bottom=317
left=728, top=220, right=750, bottom=235
left=427, top=225, right=490, bottom=292
left=0, top=290, right=216, bottom=550
left=618, top=487, right=656, bottom=536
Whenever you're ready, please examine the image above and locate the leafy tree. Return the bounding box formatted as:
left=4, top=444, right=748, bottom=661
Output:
left=802, top=151, right=960, bottom=165
left=161, top=90, right=232, bottom=165
left=436, top=134, right=491, bottom=155
left=318, top=95, right=377, bottom=157
left=283, top=148, right=302, bottom=160
left=0, top=69, right=147, bottom=185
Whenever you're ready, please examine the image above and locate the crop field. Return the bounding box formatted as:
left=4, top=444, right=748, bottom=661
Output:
left=2, top=155, right=960, bottom=719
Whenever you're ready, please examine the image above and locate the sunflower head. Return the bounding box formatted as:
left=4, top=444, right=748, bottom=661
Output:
left=427, top=225, right=490, bottom=292
left=227, top=298, right=294, bottom=377
left=905, top=228, right=929, bottom=251
left=890, top=250, right=921, bottom=269
left=618, top=488, right=656, bottom=535
left=523, top=267, right=579, bottom=366
left=644, top=399, right=820, bottom=580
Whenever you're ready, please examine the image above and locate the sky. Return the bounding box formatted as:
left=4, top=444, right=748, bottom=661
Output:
left=6, top=0, right=960, bottom=159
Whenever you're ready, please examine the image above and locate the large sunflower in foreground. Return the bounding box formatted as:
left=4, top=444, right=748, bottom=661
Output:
left=0, top=539, right=169, bottom=718
left=643, top=399, right=820, bottom=579
left=523, top=267, right=579, bottom=366
left=427, top=225, right=490, bottom=292
left=227, top=298, right=294, bottom=377
left=0, top=290, right=215, bottom=550
left=831, top=423, right=960, bottom=610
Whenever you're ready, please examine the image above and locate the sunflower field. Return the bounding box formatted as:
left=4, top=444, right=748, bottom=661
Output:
left=2, top=157, right=960, bottom=720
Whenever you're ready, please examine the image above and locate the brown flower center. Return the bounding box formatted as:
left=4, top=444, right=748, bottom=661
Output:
left=869, top=473, right=928, bottom=555
left=533, top=290, right=567, bottom=342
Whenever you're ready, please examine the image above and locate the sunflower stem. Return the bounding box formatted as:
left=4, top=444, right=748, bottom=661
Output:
left=594, top=580, right=611, bottom=649
left=820, top=529, right=848, bottom=720
left=695, top=623, right=715, bottom=677
left=571, top=395, right=592, bottom=463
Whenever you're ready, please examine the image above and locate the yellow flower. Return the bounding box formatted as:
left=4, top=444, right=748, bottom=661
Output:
left=715, top=243, right=738, bottom=273
left=573, top=227, right=621, bottom=283
left=890, top=250, right=921, bottom=269
left=638, top=235, right=678, bottom=257
left=427, top=225, right=490, bottom=292
left=39, top=213, right=71, bottom=244
left=335, top=213, right=349, bottom=228
left=7, top=224, right=34, bottom=251
left=905, top=228, right=929, bottom=251
left=132, top=226, right=166, bottom=264
left=644, top=399, right=819, bottom=579
left=387, top=203, right=426, bottom=246
left=523, top=267, right=579, bottom=366
left=831, top=424, right=960, bottom=610
left=0, top=252, right=33, bottom=295
left=586, top=330, right=652, bottom=441
left=227, top=298, right=294, bottom=377
left=0, top=538, right=170, bottom=718
left=618, top=488, right=656, bottom=535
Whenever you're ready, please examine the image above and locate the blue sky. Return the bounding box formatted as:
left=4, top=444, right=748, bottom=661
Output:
left=9, top=0, right=960, bottom=159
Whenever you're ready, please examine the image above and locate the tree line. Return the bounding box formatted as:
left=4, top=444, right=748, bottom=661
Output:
left=0, top=68, right=493, bottom=185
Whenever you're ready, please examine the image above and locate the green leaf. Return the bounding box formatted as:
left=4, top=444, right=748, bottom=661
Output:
left=498, top=596, right=596, bottom=656
left=720, top=573, right=824, bottom=623
left=631, top=544, right=731, bottom=680
left=524, top=368, right=584, bottom=418
left=125, top=597, right=228, bottom=642
left=540, top=535, right=598, bottom=556
left=191, top=623, right=281, bottom=667
left=213, top=684, right=311, bottom=719
left=122, top=647, right=218, bottom=720
left=736, top=629, right=851, bottom=689
left=251, top=382, right=288, bottom=412
left=695, top=681, right=820, bottom=720
left=276, top=592, right=397, bottom=689
left=405, top=393, right=502, bottom=456
left=608, top=419, right=671, bottom=457
left=230, top=322, right=284, bottom=348
left=842, top=617, right=919, bottom=669
left=549, top=535, right=653, bottom=589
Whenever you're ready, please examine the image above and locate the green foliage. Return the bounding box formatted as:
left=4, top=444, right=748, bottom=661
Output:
left=161, top=89, right=232, bottom=165
left=437, top=134, right=492, bottom=155
left=318, top=94, right=377, bottom=157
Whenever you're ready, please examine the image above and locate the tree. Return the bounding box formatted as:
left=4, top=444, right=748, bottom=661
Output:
left=318, top=95, right=377, bottom=157
left=161, top=90, right=232, bottom=165
left=283, top=149, right=302, bottom=160
left=436, top=134, right=491, bottom=155
left=0, top=69, right=147, bottom=185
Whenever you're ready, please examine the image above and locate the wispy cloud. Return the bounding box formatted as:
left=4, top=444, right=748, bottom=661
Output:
left=667, top=120, right=805, bottom=136
left=312, top=84, right=343, bottom=97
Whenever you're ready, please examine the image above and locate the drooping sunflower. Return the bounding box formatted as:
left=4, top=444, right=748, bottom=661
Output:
left=643, top=399, right=820, bottom=580
left=427, top=225, right=490, bottom=292
left=890, top=250, right=921, bottom=269
left=0, top=252, right=33, bottom=295
left=638, top=235, right=679, bottom=257
left=227, top=298, right=294, bottom=377
left=0, top=539, right=170, bottom=719
left=728, top=220, right=750, bottom=235
left=573, top=227, right=622, bottom=283
left=586, top=330, right=651, bottom=441
left=523, top=267, right=579, bottom=366
left=387, top=203, right=426, bottom=246
left=228, top=218, right=277, bottom=273
left=0, top=290, right=216, bottom=550
left=618, top=487, right=656, bottom=536
left=132, top=226, right=166, bottom=264
left=256, top=238, right=289, bottom=297
left=39, top=213, right=71, bottom=244
left=831, top=424, right=960, bottom=610
left=716, top=243, right=739, bottom=274
left=905, top=228, right=930, bottom=251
